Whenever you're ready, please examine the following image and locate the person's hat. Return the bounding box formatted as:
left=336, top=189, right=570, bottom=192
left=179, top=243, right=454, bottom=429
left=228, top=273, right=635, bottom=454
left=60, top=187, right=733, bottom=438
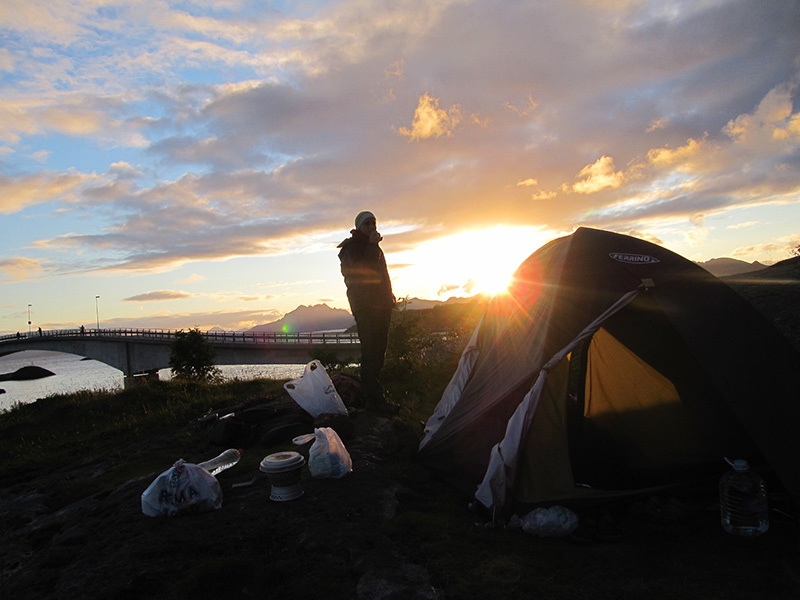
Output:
left=355, top=211, right=375, bottom=229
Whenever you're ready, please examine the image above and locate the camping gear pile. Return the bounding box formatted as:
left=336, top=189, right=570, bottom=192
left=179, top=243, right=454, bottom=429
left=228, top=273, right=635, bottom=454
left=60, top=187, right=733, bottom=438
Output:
left=142, top=362, right=356, bottom=516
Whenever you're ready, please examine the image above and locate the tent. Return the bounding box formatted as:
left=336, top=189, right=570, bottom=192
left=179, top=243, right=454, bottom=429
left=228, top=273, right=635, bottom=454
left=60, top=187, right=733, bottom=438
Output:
left=418, top=228, right=800, bottom=513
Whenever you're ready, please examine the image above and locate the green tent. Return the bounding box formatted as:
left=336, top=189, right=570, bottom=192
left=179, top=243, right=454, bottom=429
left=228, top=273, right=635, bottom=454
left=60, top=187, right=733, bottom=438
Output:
left=418, top=228, right=800, bottom=513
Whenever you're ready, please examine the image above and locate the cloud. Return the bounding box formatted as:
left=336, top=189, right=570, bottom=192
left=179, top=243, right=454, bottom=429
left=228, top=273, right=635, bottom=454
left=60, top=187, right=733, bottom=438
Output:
left=0, top=48, right=14, bottom=72
left=437, top=283, right=461, bottom=296
left=572, top=156, right=625, bottom=194
left=0, top=171, right=90, bottom=214
left=29, top=150, right=49, bottom=163
left=576, top=75, right=800, bottom=230
left=0, top=256, right=45, bottom=281
left=0, top=0, right=88, bottom=45
left=123, top=290, right=194, bottom=302
left=647, top=118, right=669, bottom=132
left=397, top=93, right=462, bottom=140
left=730, top=234, right=800, bottom=261
left=1, top=0, right=799, bottom=332
left=728, top=221, right=759, bottom=230
left=724, top=83, right=800, bottom=145
left=646, top=138, right=706, bottom=169
left=100, top=308, right=286, bottom=332
left=530, top=190, right=557, bottom=201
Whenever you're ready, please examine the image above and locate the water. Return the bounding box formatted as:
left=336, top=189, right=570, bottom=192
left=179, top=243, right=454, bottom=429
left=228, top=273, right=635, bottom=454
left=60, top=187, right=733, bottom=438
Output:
left=0, top=350, right=305, bottom=412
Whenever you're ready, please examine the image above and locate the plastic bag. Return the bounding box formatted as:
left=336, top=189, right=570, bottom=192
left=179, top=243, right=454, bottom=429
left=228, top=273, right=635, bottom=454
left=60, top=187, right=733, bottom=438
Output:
left=284, top=360, right=348, bottom=418
left=302, top=427, right=353, bottom=479
left=141, top=459, right=223, bottom=517
left=511, top=505, right=579, bottom=537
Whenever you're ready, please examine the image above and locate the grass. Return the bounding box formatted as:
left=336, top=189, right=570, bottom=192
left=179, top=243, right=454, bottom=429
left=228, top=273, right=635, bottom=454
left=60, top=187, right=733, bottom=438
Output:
left=2, top=309, right=799, bottom=599
left=0, top=377, right=289, bottom=504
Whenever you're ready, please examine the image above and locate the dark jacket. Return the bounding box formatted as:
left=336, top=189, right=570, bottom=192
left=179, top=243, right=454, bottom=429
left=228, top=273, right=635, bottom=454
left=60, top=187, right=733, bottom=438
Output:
left=338, top=230, right=394, bottom=314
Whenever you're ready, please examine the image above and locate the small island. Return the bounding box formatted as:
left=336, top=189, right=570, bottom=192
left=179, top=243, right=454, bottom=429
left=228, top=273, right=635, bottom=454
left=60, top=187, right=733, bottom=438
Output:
left=0, top=365, right=56, bottom=382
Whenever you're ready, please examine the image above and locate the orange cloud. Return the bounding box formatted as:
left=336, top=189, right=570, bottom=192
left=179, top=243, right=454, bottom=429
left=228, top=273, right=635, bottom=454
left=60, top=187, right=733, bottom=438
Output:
left=725, top=84, right=800, bottom=144
left=123, top=290, right=194, bottom=302
left=398, top=93, right=462, bottom=140
left=0, top=171, right=88, bottom=214
left=0, top=256, right=45, bottom=281
left=647, top=138, right=704, bottom=167
left=572, top=155, right=625, bottom=194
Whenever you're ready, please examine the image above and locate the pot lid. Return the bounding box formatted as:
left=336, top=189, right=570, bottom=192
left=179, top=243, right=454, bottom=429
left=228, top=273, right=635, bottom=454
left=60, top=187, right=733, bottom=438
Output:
left=260, top=451, right=305, bottom=473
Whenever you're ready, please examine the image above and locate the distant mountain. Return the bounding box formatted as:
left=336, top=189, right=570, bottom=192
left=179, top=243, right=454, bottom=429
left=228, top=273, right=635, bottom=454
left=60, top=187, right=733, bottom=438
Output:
left=248, top=297, right=480, bottom=333
left=722, top=256, right=800, bottom=353
left=249, top=304, right=355, bottom=333
left=697, top=257, right=768, bottom=277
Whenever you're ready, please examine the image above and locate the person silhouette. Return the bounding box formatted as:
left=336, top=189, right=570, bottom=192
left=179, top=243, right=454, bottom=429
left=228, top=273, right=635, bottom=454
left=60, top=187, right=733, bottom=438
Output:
left=337, top=211, right=398, bottom=415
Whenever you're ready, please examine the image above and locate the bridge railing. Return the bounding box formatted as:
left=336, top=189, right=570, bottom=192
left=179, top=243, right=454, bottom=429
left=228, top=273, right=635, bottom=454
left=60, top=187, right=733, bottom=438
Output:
left=0, top=328, right=359, bottom=345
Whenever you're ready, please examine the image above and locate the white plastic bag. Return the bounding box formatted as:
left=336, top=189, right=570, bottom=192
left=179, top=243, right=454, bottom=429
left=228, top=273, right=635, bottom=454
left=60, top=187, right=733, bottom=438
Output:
left=284, top=360, right=348, bottom=418
left=141, top=459, right=223, bottom=517
left=304, top=427, right=352, bottom=479
left=512, top=506, right=579, bottom=537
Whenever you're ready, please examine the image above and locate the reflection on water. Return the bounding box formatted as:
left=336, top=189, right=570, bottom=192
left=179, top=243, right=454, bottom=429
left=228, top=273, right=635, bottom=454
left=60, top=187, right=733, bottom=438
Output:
left=0, top=350, right=304, bottom=411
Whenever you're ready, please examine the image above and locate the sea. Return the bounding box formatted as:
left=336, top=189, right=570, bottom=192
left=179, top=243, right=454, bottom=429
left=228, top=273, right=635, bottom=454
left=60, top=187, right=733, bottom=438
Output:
left=0, top=350, right=306, bottom=412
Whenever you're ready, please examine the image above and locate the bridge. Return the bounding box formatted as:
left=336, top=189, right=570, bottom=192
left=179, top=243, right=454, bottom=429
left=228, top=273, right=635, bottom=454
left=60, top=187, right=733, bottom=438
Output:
left=0, top=328, right=360, bottom=387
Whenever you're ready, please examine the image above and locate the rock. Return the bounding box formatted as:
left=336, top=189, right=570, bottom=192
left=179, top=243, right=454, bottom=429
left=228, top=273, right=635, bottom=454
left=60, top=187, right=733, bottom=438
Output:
left=0, top=365, right=56, bottom=382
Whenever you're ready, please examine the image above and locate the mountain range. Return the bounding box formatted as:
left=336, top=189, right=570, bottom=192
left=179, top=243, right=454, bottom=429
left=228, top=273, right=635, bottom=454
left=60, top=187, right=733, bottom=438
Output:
left=695, top=257, right=768, bottom=277
left=248, top=297, right=476, bottom=333
left=247, top=259, right=774, bottom=333
left=249, top=304, right=355, bottom=333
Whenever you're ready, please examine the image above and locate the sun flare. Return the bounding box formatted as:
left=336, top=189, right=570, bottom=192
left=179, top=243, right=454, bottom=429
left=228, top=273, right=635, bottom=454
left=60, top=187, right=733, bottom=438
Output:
left=391, top=226, right=553, bottom=301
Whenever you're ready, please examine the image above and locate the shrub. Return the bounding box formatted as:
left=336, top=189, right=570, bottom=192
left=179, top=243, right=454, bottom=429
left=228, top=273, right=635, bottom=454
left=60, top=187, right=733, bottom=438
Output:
left=169, top=328, right=219, bottom=381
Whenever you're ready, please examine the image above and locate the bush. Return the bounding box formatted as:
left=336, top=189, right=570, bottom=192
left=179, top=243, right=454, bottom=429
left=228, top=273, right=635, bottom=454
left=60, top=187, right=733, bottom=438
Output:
left=382, top=299, right=482, bottom=413
left=169, top=328, right=219, bottom=381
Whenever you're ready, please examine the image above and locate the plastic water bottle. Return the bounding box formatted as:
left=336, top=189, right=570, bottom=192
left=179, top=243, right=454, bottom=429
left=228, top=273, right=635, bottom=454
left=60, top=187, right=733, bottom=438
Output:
left=719, top=458, right=769, bottom=537
left=198, top=448, right=242, bottom=476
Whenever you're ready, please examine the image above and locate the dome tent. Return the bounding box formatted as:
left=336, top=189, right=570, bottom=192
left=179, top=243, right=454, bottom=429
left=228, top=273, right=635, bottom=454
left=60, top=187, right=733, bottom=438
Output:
left=418, top=228, right=800, bottom=513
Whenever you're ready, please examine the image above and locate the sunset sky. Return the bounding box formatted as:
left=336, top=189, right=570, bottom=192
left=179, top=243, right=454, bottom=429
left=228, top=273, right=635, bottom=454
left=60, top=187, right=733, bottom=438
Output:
left=2, top=0, right=799, bottom=334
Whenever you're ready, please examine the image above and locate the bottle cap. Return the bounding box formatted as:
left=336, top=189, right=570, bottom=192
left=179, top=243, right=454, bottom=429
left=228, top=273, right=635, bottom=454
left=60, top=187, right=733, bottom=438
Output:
left=725, top=457, right=750, bottom=471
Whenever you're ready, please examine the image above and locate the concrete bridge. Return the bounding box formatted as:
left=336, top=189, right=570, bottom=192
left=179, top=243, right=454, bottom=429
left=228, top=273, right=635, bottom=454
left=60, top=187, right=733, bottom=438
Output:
left=0, top=328, right=360, bottom=386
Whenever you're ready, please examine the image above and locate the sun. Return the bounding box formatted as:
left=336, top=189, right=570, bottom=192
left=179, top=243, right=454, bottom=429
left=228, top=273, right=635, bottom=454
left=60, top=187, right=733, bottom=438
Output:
left=391, top=226, right=552, bottom=300
left=477, top=262, right=518, bottom=297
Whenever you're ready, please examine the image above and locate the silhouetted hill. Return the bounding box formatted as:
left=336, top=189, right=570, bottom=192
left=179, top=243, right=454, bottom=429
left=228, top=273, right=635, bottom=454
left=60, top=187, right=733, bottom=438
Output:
left=723, top=256, right=800, bottom=352
left=249, top=304, right=354, bottom=333
left=250, top=297, right=480, bottom=333
left=697, top=257, right=767, bottom=277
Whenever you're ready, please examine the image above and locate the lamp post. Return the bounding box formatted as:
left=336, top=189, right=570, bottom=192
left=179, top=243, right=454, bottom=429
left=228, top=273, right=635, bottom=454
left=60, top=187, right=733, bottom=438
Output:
left=95, top=296, right=100, bottom=330
left=27, top=304, right=31, bottom=335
